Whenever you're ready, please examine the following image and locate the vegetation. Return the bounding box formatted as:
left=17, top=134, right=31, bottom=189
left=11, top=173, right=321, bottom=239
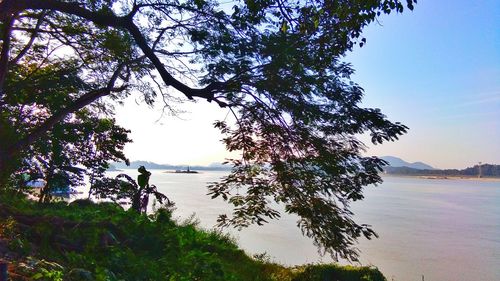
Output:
left=91, top=166, right=171, bottom=214
left=0, top=57, right=132, bottom=188
left=0, top=0, right=416, bottom=260
left=9, top=107, right=131, bottom=203
left=0, top=190, right=386, bottom=281
left=384, top=164, right=500, bottom=178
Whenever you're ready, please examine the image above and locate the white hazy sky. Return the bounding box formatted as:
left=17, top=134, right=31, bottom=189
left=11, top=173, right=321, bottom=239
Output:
left=114, top=0, right=500, bottom=169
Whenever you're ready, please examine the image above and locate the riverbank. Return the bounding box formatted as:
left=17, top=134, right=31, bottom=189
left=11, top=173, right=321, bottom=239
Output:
left=418, top=175, right=500, bottom=181
left=382, top=174, right=500, bottom=182
left=0, top=190, right=386, bottom=281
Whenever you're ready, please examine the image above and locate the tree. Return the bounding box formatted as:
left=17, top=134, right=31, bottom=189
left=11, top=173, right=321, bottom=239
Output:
left=2, top=55, right=131, bottom=200
left=18, top=109, right=131, bottom=202
left=0, top=0, right=414, bottom=260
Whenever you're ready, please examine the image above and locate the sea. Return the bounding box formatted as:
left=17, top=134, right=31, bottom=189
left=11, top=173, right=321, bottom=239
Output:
left=100, top=170, right=500, bottom=281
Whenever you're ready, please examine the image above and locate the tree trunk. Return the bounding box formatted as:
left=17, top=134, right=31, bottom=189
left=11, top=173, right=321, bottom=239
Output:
left=0, top=151, right=7, bottom=187
left=131, top=191, right=142, bottom=213
left=0, top=149, right=16, bottom=188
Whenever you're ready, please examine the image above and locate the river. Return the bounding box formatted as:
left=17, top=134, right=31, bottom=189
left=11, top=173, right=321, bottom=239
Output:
left=103, top=170, right=500, bottom=281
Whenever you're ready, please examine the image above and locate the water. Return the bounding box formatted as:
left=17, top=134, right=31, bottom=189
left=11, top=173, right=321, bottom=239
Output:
left=351, top=176, right=500, bottom=281
left=104, top=170, right=500, bottom=281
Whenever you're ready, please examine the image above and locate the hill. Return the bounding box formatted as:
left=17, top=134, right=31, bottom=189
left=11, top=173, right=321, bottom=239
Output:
left=380, top=156, right=435, bottom=170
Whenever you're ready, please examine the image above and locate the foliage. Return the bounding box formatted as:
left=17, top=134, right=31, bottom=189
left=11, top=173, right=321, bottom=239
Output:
left=32, top=268, right=64, bottom=281
left=0, top=191, right=387, bottom=281
left=2, top=61, right=131, bottom=200
left=291, top=264, right=386, bottom=281
left=31, top=112, right=129, bottom=202
left=0, top=0, right=415, bottom=259
left=90, top=166, right=171, bottom=213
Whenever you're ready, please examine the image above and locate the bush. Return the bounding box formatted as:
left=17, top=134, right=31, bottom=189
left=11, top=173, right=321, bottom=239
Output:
left=292, top=264, right=386, bottom=281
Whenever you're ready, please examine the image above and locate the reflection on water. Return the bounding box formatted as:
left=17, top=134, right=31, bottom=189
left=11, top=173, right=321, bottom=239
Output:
left=104, top=170, right=500, bottom=281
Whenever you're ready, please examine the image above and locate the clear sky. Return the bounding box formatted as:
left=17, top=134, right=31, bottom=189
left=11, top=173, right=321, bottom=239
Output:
left=115, top=0, right=500, bottom=169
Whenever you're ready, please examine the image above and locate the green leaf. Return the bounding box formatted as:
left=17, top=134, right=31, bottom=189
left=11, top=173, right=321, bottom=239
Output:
left=280, top=21, right=288, bottom=33
left=32, top=273, right=44, bottom=279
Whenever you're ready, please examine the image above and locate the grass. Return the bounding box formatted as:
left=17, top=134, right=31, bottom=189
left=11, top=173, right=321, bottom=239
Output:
left=0, top=190, right=386, bottom=281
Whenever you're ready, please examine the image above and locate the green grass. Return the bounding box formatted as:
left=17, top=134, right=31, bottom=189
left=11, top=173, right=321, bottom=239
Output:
left=0, top=190, right=386, bottom=281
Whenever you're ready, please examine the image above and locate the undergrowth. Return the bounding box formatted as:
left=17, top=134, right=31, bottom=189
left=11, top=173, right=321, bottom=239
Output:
left=0, top=190, right=386, bottom=281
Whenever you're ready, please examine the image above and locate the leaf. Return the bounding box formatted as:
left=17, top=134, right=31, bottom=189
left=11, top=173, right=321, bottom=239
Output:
left=32, top=273, right=44, bottom=279
left=280, top=21, right=288, bottom=33
left=313, top=16, right=320, bottom=29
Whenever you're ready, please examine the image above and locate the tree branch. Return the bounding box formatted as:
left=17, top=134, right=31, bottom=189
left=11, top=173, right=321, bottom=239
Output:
left=7, top=62, right=128, bottom=158
left=9, top=89, right=110, bottom=154
left=0, top=0, right=231, bottom=105
left=10, top=11, right=48, bottom=65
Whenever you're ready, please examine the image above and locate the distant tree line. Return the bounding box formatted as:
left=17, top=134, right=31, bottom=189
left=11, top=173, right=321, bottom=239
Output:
left=384, top=164, right=500, bottom=177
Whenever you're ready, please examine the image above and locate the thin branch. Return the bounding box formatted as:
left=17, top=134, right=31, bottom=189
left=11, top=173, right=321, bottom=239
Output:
left=0, top=0, right=233, bottom=105
left=10, top=11, right=48, bottom=65
left=154, top=49, right=203, bottom=56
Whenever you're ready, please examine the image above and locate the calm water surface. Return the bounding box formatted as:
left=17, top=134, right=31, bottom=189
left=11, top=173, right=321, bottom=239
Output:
left=106, top=170, right=500, bottom=281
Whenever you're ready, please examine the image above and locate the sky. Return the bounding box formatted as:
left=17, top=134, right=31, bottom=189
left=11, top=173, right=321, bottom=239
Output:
left=114, top=0, right=500, bottom=169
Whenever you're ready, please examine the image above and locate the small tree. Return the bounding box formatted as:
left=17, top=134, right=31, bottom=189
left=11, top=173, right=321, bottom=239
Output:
left=91, top=166, right=171, bottom=213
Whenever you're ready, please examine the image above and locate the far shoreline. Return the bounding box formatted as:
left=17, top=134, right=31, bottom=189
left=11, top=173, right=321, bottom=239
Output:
left=382, top=174, right=500, bottom=182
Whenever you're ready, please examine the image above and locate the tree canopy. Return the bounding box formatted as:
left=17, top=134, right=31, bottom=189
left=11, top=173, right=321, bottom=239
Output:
left=0, top=0, right=414, bottom=260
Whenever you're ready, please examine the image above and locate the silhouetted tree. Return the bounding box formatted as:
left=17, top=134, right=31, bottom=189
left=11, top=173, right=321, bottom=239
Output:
left=1, top=59, right=131, bottom=200
left=23, top=110, right=131, bottom=202
left=0, top=0, right=415, bottom=260
left=91, top=166, right=171, bottom=213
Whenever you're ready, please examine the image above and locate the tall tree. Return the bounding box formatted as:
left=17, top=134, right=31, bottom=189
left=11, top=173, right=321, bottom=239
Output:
left=0, top=0, right=414, bottom=260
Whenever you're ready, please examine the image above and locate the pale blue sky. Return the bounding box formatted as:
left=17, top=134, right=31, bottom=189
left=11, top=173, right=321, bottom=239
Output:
left=347, top=0, right=499, bottom=168
left=115, top=0, right=499, bottom=169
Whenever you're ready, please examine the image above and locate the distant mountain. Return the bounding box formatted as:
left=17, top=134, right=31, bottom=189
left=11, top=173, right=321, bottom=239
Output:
left=110, top=160, right=232, bottom=171
left=380, top=156, right=435, bottom=170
